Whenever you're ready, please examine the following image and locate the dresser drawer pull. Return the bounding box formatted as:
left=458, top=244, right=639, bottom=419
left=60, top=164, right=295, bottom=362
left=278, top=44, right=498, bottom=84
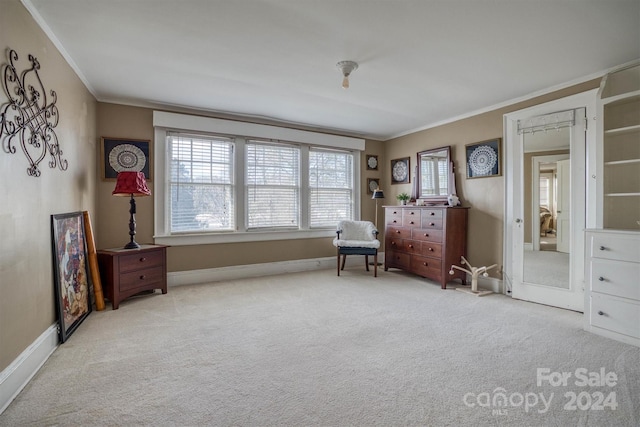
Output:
left=410, top=212, right=415, bottom=215
left=408, top=244, right=414, bottom=248
left=139, top=275, right=146, bottom=280
left=391, top=242, right=396, bottom=246
left=424, top=233, right=429, bottom=237
left=393, top=211, right=397, bottom=214
left=393, top=220, right=398, bottom=223
left=598, top=311, right=605, bottom=316
left=139, top=257, right=146, bottom=262
left=428, top=247, right=434, bottom=251
left=429, top=212, right=435, bottom=216
left=429, top=222, right=435, bottom=226
left=410, top=221, right=415, bottom=224
left=396, top=230, right=401, bottom=234
left=598, top=276, right=605, bottom=281
left=423, top=262, right=428, bottom=266
left=599, top=246, right=606, bottom=251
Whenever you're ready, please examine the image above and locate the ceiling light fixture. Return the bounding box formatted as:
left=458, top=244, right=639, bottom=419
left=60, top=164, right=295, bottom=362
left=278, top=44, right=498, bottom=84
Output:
left=336, top=60, right=358, bottom=89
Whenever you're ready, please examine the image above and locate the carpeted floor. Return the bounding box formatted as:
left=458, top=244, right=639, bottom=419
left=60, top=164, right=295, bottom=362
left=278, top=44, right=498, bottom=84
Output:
left=524, top=249, right=570, bottom=289
left=1, top=267, right=638, bottom=426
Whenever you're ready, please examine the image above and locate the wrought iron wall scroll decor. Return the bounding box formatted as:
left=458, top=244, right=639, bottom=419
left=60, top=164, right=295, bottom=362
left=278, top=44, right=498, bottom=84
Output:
left=1, top=48, right=67, bottom=177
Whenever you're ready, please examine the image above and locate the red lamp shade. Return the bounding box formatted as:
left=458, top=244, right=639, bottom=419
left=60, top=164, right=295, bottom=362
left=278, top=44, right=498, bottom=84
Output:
left=112, top=172, right=151, bottom=197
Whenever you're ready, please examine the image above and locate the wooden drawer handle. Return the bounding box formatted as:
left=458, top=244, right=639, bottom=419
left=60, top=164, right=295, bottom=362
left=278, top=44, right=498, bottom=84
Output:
left=423, top=233, right=429, bottom=237
left=396, top=230, right=401, bottom=234
left=408, top=244, right=414, bottom=248
left=139, top=275, right=146, bottom=280
left=598, top=277, right=605, bottom=281
left=139, top=257, right=146, bottom=262
left=598, top=311, right=605, bottom=316
left=391, top=242, right=396, bottom=246
left=423, top=262, right=428, bottom=266
left=428, top=247, right=434, bottom=251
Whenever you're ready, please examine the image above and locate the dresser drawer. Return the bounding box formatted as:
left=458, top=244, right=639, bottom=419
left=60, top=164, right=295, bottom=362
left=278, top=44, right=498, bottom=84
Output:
left=589, top=233, right=640, bottom=263
left=590, top=293, right=640, bottom=339
left=402, top=209, right=421, bottom=227
left=120, top=266, right=164, bottom=291
left=403, top=240, right=422, bottom=254
left=589, top=259, right=640, bottom=300
left=421, top=242, right=442, bottom=259
left=421, top=218, right=443, bottom=229
left=421, top=209, right=443, bottom=220
left=412, top=228, right=443, bottom=243
left=387, top=238, right=404, bottom=252
left=386, top=250, right=410, bottom=269
left=385, top=208, right=403, bottom=225
left=412, top=255, right=442, bottom=282
left=386, top=226, right=411, bottom=239
left=119, top=249, right=164, bottom=272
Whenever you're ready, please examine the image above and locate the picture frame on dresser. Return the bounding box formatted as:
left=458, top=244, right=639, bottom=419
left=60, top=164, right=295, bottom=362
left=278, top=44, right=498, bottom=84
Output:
left=101, top=137, right=152, bottom=181
left=465, top=138, right=501, bottom=178
left=51, top=211, right=92, bottom=343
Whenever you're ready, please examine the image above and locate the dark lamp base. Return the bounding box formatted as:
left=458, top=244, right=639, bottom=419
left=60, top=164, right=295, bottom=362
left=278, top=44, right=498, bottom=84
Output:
left=124, top=241, right=140, bottom=250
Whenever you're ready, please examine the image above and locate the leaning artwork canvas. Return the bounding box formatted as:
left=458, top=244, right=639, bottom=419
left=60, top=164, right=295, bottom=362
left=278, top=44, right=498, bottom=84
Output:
left=51, top=212, right=92, bottom=342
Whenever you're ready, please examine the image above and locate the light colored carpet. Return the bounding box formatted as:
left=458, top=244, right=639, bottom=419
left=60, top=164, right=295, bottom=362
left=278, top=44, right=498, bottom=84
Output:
left=524, top=249, right=570, bottom=289
left=1, top=268, right=638, bottom=426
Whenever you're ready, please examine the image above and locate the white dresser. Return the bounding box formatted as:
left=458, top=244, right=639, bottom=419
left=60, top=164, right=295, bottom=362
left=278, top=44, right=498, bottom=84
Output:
left=584, top=230, right=640, bottom=347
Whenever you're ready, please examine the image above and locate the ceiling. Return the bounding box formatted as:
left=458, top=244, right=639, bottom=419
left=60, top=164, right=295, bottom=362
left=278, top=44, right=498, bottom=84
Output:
left=25, top=0, right=640, bottom=141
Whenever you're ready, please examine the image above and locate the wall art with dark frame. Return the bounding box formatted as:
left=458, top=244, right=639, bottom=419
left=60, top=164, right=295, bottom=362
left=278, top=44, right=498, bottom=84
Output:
left=51, top=211, right=92, bottom=343
left=390, top=157, right=410, bottom=184
left=465, top=138, right=502, bottom=179
left=100, top=137, right=152, bottom=181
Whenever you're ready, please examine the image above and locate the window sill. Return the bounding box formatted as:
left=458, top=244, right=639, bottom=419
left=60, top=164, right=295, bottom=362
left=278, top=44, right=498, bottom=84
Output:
left=154, top=228, right=336, bottom=246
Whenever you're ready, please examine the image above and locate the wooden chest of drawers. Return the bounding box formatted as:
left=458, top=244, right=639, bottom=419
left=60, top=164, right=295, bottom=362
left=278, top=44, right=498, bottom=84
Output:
left=384, top=206, right=468, bottom=288
left=97, top=245, right=168, bottom=310
left=584, top=230, right=640, bottom=346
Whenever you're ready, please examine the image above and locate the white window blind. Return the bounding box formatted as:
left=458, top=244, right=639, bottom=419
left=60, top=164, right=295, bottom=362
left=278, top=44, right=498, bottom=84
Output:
left=540, top=176, right=550, bottom=207
left=246, top=141, right=300, bottom=229
left=168, top=133, right=235, bottom=232
left=309, top=148, right=354, bottom=227
left=420, top=157, right=448, bottom=196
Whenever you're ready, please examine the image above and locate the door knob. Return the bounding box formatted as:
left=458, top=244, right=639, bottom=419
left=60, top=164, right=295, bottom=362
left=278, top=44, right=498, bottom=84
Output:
left=515, top=218, right=522, bottom=223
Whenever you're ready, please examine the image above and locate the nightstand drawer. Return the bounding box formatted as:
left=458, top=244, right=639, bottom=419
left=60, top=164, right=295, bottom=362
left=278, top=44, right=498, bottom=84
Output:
left=119, top=249, right=164, bottom=272
left=120, top=266, right=164, bottom=292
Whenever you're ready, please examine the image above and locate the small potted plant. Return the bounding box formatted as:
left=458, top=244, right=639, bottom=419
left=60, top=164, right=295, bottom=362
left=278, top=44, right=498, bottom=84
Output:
left=396, top=192, right=410, bottom=205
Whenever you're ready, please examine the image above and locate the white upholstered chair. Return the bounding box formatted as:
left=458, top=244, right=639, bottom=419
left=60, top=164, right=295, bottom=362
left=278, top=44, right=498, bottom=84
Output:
left=333, top=220, right=381, bottom=277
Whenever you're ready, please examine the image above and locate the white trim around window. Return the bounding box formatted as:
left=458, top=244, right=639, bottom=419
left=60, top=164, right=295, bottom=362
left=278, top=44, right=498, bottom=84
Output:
left=153, top=112, right=364, bottom=246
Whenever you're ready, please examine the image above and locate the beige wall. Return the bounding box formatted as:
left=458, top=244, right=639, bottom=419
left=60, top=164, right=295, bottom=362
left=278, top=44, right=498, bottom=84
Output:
left=384, top=80, right=599, bottom=277
left=0, top=0, right=97, bottom=370
left=96, top=103, right=385, bottom=271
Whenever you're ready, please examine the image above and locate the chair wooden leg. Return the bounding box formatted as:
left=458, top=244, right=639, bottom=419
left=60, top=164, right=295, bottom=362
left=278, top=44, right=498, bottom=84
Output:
left=341, top=254, right=347, bottom=271
left=374, top=253, right=378, bottom=277
left=337, top=250, right=340, bottom=276
left=365, top=255, right=369, bottom=271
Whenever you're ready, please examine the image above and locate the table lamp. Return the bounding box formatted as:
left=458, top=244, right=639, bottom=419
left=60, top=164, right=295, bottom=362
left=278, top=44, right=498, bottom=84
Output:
left=112, top=171, right=151, bottom=249
left=372, top=189, right=385, bottom=228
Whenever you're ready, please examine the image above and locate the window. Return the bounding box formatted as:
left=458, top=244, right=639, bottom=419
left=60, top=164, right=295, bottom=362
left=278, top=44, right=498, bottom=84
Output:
left=154, top=112, right=364, bottom=245
left=168, top=133, right=234, bottom=233
left=540, top=176, right=550, bottom=208
left=246, top=141, right=300, bottom=229
left=309, top=148, right=354, bottom=227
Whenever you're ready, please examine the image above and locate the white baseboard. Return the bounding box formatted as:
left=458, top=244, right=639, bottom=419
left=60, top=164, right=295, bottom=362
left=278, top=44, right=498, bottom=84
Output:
left=460, top=274, right=504, bottom=294
left=168, top=252, right=386, bottom=287
left=0, top=324, right=58, bottom=415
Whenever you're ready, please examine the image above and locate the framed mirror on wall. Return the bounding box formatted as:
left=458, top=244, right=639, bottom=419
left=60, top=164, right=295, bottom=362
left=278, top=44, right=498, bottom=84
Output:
left=417, top=146, right=455, bottom=205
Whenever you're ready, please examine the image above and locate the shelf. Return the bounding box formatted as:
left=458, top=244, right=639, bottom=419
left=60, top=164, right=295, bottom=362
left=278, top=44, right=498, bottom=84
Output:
left=605, top=158, right=640, bottom=166
left=604, top=124, right=640, bottom=136
left=601, top=90, right=640, bottom=105
left=605, top=193, right=640, bottom=197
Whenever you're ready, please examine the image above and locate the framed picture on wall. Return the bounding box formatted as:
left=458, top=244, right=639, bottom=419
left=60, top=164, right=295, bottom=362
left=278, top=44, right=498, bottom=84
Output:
left=100, top=137, right=152, bottom=181
left=465, top=138, right=501, bottom=179
left=366, top=154, right=379, bottom=170
left=51, top=211, right=92, bottom=343
left=367, top=178, right=380, bottom=194
left=390, top=157, right=410, bottom=184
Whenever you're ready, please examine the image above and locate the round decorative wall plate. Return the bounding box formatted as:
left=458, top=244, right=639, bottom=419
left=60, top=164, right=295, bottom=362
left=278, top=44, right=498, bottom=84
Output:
left=108, top=143, right=146, bottom=172
left=468, top=145, right=497, bottom=176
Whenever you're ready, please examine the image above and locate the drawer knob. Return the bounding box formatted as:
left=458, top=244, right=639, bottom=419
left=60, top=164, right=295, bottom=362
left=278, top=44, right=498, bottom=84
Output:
left=424, top=233, right=429, bottom=237
left=391, top=242, right=396, bottom=246
left=423, top=262, right=428, bottom=266
left=393, top=220, right=397, bottom=223
left=429, top=222, right=435, bottom=226
left=598, top=277, right=605, bottom=281
left=393, top=211, right=397, bottom=214
left=408, top=245, right=414, bottom=249
left=410, top=221, right=415, bottom=224
left=599, top=246, right=606, bottom=251
left=428, top=247, right=434, bottom=251
left=430, top=212, right=435, bottom=216
left=396, top=230, right=401, bottom=234
left=410, top=212, right=415, bottom=215
left=139, top=257, right=146, bottom=262
left=597, top=311, right=605, bottom=316
left=139, top=275, right=146, bottom=280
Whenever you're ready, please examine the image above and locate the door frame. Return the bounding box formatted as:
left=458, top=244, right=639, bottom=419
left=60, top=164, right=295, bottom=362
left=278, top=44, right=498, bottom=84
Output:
left=503, top=89, right=597, bottom=311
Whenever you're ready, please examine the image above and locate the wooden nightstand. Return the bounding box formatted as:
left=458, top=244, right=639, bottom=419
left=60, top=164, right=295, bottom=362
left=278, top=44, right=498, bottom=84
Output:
left=97, top=244, right=168, bottom=310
